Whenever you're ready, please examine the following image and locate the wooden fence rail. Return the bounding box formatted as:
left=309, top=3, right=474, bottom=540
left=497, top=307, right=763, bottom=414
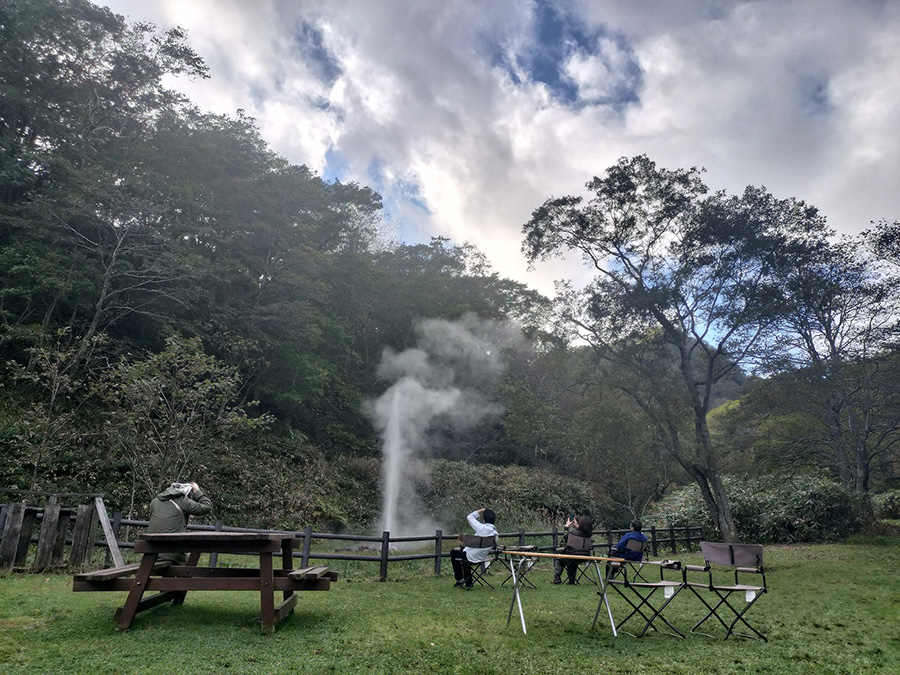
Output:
left=2, top=495, right=703, bottom=579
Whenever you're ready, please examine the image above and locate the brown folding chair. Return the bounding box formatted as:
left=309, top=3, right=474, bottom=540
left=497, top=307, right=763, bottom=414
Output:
left=459, top=534, right=498, bottom=589
left=564, top=534, right=598, bottom=585
left=684, top=541, right=768, bottom=641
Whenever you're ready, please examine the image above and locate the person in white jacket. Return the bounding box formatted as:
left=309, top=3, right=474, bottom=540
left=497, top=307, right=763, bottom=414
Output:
left=451, top=508, right=498, bottom=589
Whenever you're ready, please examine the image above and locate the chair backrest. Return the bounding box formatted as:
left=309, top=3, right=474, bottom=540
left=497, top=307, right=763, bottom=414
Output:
left=624, top=538, right=648, bottom=555
left=700, top=541, right=763, bottom=568
left=460, top=534, right=496, bottom=549
left=566, top=534, right=592, bottom=554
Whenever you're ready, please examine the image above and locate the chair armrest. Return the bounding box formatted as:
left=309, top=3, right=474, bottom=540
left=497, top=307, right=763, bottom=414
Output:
left=684, top=564, right=708, bottom=573
left=736, top=566, right=761, bottom=574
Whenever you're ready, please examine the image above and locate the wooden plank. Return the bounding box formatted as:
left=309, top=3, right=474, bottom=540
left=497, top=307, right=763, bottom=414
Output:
left=287, top=566, right=331, bottom=580
left=74, top=560, right=172, bottom=581
left=94, top=497, right=124, bottom=568
left=116, top=552, right=158, bottom=631
left=273, top=592, right=298, bottom=623
left=34, top=500, right=61, bottom=571
left=260, top=550, right=275, bottom=633
left=51, top=511, right=70, bottom=565
left=15, top=507, right=37, bottom=566
left=114, top=591, right=180, bottom=623
left=74, top=575, right=334, bottom=593
left=0, top=502, right=25, bottom=569
left=69, top=504, right=93, bottom=569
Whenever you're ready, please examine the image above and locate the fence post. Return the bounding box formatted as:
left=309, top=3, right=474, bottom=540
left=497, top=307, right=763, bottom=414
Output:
left=70, top=502, right=99, bottom=569
left=301, top=526, right=312, bottom=567
left=650, top=526, right=659, bottom=557
left=379, top=531, right=390, bottom=581
left=208, top=519, right=224, bottom=567
left=551, top=525, right=558, bottom=551
left=518, top=528, right=525, bottom=547
left=668, top=524, right=676, bottom=554
left=15, top=506, right=37, bottom=567
left=34, top=497, right=61, bottom=571
left=606, top=526, right=613, bottom=551
left=0, top=502, right=25, bottom=570
left=52, top=509, right=70, bottom=565
left=434, top=530, right=442, bottom=576
left=683, top=526, right=691, bottom=552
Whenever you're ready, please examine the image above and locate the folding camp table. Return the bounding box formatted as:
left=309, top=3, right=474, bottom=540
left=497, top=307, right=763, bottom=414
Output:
left=498, top=549, right=616, bottom=635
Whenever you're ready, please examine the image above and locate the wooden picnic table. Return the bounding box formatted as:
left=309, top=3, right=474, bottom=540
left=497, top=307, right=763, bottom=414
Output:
left=72, top=531, right=337, bottom=632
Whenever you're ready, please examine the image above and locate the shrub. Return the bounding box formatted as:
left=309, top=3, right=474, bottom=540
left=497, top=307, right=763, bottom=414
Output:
left=645, top=474, right=872, bottom=543
left=872, top=490, right=900, bottom=519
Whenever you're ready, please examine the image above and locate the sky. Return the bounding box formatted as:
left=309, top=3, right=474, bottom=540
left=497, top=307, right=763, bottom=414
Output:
left=101, top=0, right=900, bottom=297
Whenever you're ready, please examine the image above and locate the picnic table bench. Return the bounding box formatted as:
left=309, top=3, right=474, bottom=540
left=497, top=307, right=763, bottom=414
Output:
left=72, top=531, right=337, bottom=633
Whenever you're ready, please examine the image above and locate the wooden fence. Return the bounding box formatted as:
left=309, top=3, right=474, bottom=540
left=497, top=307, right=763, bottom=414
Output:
left=1, top=492, right=703, bottom=579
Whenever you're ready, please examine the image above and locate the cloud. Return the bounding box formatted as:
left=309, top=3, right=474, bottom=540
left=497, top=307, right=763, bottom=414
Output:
left=103, top=0, right=900, bottom=295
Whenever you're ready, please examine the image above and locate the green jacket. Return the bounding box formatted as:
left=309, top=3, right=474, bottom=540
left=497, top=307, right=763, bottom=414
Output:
left=147, top=485, right=213, bottom=535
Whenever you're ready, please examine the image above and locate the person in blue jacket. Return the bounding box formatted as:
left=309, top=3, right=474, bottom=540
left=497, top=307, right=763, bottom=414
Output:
left=609, top=520, right=648, bottom=561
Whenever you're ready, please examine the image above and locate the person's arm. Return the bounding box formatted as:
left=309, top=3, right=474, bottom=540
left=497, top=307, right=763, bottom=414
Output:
left=183, top=483, right=212, bottom=516
left=466, top=509, right=484, bottom=530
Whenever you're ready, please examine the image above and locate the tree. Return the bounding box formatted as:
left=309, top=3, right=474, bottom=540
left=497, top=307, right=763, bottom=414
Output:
left=95, top=335, right=271, bottom=512
left=736, top=236, right=900, bottom=492
left=522, top=155, right=829, bottom=540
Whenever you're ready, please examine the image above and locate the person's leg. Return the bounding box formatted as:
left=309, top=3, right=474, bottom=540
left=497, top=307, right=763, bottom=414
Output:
left=566, top=559, right=578, bottom=584
left=450, top=549, right=466, bottom=586
left=552, top=557, right=564, bottom=583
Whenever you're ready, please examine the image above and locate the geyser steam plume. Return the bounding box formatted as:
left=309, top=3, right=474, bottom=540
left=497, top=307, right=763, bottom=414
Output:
left=369, top=314, right=523, bottom=535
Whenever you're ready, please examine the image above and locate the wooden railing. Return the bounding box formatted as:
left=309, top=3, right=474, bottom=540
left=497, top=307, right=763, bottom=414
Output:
left=1, top=495, right=703, bottom=578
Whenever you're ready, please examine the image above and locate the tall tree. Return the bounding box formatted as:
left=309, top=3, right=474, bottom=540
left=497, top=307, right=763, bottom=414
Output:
left=522, top=155, right=829, bottom=541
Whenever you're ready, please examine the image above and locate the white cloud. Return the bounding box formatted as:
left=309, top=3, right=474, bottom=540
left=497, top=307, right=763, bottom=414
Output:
left=103, top=0, right=900, bottom=296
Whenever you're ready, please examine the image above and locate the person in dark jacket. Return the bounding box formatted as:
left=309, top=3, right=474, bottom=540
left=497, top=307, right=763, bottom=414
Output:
left=552, top=513, right=594, bottom=584
left=147, top=482, right=213, bottom=562
left=609, top=520, right=649, bottom=561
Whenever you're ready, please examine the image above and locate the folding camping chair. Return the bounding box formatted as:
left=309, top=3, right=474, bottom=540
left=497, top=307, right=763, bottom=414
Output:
left=564, top=534, right=599, bottom=585
left=595, top=558, right=685, bottom=638
left=459, top=534, right=499, bottom=589
left=608, top=538, right=651, bottom=582
left=684, top=541, right=768, bottom=641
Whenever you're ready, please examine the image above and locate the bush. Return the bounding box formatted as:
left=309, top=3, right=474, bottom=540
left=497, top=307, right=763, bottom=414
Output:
left=645, top=474, right=872, bottom=543
left=422, top=459, right=614, bottom=533
left=872, top=490, right=900, bottom=519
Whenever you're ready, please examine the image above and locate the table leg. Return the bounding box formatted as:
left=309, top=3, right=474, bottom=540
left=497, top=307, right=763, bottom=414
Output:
left=170, top=549, right=202, bottom=605
left=281, top=538, right=294, bottom=603
left=116, top=553, right=158, bottom=631
left=505, top=556, right=528, bottom=634
left=592, top=563, right=617, bottom=636
left=259, top=550, right=275, bottom=633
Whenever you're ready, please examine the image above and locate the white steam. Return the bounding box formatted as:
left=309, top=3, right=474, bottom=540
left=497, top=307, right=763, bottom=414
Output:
left=369, top=314, right=524, bottom=535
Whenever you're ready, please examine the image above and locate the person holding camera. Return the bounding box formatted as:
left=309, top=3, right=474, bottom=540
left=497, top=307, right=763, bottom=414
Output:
left=147, top=481, right=213, bottom=562
left=451, top=507, right=498, bottom=590
left=552, top=512, right=594, bottom=584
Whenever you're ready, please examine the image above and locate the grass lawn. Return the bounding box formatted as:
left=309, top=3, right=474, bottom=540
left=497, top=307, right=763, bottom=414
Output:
left=1, top=536, right=898, bottom=674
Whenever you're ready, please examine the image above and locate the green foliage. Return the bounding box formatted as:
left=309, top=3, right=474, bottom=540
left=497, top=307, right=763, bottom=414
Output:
left=646, top=474, right=872, bottom=543
left=94, top=335, right=272, bottom=500
left=872, top=490, right=900, bottom=519
left=423, top=459, right=615, bottom=531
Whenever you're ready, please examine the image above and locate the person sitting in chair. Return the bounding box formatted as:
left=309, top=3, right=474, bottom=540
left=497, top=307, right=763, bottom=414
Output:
left=451, top=507, right=498, bottom=590
left=552, top=512, right=593, bottom=584
left=609, top=520, right=648, bottom=561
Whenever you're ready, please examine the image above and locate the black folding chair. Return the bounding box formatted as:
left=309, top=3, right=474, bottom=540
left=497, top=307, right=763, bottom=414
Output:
left=595, top=559, right=685, bottom=638
left=684, top=541, right=768, bottom=641
left=459, top=534, right=499, bottom=589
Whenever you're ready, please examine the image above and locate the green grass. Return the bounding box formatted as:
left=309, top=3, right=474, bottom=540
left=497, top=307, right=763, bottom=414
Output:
left=2, top=539, right=899, bottom=674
